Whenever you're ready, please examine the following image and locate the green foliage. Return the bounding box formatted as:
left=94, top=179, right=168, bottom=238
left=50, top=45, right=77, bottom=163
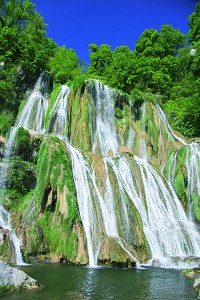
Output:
left=0, top=110, right=14, bottom=135
left=68, top=74, right=87, bottom=92
left=174, top=174, right=185, bottom=200
left=188, top=2, right=200, bottom=45
left=0, top=284, right=16, bottom=296
left=87, top=43, right=113, bottom=77
left=36, top=137, right=77, bottom=207
left=44, top=83, right=62, bottom=130
left=6, top=156, right=36, bottom=205
left=0, top=0, right=57, bottom=117
left=192, top=193, right=200, bottom=221
left=35, top=137, right=81, bottom=260
left=49, top=46, right=81, bottom=83
left=38, top=211, right=79, bottom=261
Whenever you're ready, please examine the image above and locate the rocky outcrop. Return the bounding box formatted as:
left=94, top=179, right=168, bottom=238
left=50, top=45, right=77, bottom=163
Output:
left=98, top=237, right=138, bottom=268
left=182, top=268, right=200, bottom=298
left=0, top=260, right=39, bottom=295
left=194, top=277, right=200, bottom=298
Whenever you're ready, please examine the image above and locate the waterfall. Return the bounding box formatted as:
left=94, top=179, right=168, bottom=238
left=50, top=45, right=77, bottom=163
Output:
left=65, top=143, right=101, bottom=267
left=126, top=126, right=135, bottom=150
left=47, top=87, right=103, bottom=266
left=47, top=85, right=70, bottom=135
left=186, top=143, right=200, bottom=220
left=0, top=205, right=24, bottom=265
left=139, top=103, right=148, bottom=160
left=134, top=156, right=200, bottom=266
left=16, top=72, right=49, bottom=133
left=155, top=104, right=187, bottom=146
left=0, top=72, right=49, bottom=265
left=46, top=80, right=141, bottom=266
left=2, top=74, right=200, bottom=269
left=92, top=80, right=119, bottom=156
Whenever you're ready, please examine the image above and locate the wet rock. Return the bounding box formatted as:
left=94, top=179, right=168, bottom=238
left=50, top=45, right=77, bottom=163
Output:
left=107, top=149, right=113, bottom=157
left=0, top=260, right=39, bottom=294
left=194, top=277, right=200, bottom=299
left=182, top=268, right=200, bottom=279
left=98, top=237, right=137, bottom=268
left=118, top=145, right=132, bottom=154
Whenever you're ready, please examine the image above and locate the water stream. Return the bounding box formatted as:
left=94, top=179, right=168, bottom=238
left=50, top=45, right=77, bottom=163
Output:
left=0, top=72, right=49, bottom=265
left=1, top=77, right=200, bottom=269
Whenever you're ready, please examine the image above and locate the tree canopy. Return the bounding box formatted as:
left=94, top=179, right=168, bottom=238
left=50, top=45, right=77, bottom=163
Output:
left=0, top=0, right=200, bottom=138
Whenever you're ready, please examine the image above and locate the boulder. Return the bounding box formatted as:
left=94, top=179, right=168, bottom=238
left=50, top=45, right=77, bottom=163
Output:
left=194, top=277, right=200, bottom=291
left=0, top=260, right=39, bottom=295
left=194, top=277, right=200, bottom=298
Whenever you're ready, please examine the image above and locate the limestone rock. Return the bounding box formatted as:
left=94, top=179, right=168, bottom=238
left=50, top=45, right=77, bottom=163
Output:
left=98, top=237, right=137, bottom=267
left=118, top=145, right=132, bottom=154
left=194, top=277, right=200, bottom=291
left=0, top=260, right=39, bottom=294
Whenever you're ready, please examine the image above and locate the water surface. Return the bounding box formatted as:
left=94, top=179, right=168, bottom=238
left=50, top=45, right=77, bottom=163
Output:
left=2, top=263, right=198, bottom=300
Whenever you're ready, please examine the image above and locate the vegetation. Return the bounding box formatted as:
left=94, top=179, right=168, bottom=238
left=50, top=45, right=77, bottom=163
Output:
left=0, top=0, right=200, bottom=265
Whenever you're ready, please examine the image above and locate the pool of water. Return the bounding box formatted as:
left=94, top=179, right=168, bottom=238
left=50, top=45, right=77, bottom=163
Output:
left=2, top=263, right=198, bottom=300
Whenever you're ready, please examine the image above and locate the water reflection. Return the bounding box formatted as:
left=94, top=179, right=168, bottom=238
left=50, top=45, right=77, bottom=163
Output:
left=2, top=264, right=197, bottom=300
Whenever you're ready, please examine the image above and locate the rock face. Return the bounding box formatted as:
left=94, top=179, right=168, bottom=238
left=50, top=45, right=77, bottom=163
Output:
left=98, top=237, right=138, bottom=268
left=2, top=78, right=200, bottom=268
left=0, top=260, right=39, bottom=294
left=194, top=277, right=200, bottom=298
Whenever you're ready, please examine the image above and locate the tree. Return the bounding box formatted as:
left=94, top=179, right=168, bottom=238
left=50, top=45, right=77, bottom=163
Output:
left=105, top=46, right=136, bottom=93
left=87, top=44, right=113, bottom=77
left=49, top=46, right=81, bottom=83
left=188, top=2, right=200, bottom=45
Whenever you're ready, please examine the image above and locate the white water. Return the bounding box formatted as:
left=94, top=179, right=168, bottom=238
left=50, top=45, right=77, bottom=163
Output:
left=156, top=104, right=188, bottom=146
left=139, top=103, right=148, bottom=160
left=17, top=73, right=49, bottom=133
left=2, top=75, right=200, bottom=269
left=0, top=205, right=24, bottom=265
left=186, top=142, right=200, bottom=220
left=65, top=143, right=101, bottom=267
left=48, top=85, right=70, bottom=135
left=0, top=72, right=49, bottom=265
left=134, top=156, right=200, bottom=265
left=126, top=126, right=135, bottom=150
left=92, top=80, right=119, bottom=156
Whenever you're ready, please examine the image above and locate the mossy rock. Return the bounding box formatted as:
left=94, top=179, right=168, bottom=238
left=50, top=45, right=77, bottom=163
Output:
left=98, top=237, right=138, bottom=268
left=182, top=268, right=200, bottom=279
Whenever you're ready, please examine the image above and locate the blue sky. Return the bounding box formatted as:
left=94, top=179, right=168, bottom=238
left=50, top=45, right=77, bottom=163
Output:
left=32, top=0, right=198, bottom=63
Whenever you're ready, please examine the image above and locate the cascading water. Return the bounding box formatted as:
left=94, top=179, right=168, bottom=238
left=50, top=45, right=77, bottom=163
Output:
left=2, top=74, right=200, bottom=269
left=186, top=142, right=200, bottom=220
left=126, top=126, right=135, bottom=150
left=47, top=85, right=70, bottom=135
left=16, top=72, right=49, bottom=133
left=0, top=72, right=49, bottom=265
left=92, top=80, right=119, bottom=156
left=134, top=156, right=200, bottom=267
left=155, top=104, right=188, bottom=146
left=47, top=80, right=141, bottom=266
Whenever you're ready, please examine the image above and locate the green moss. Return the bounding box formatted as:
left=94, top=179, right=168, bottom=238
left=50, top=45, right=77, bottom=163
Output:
left=174, top=174, right=185, bottom=199
left=16, top=99, right=26, bottom=120
left=38, top=212, right=79, bottom=262
left=70, top=88, right=91, bottom=151
left=0, top=285, right=16, bottom=296
left=45, top=83, right=62, bottom=131
left=192, top=193, right=200, bottom=221
left=163, top=150, right=175, bottom=178
left=34, top=137, right=82, bottom=261
left=68, top=75, right=87, bottom=92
